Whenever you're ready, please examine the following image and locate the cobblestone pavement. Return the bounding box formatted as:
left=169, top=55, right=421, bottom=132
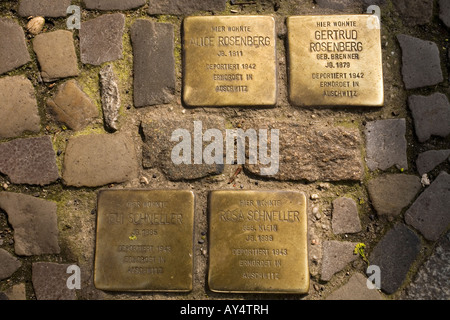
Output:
left=0, top=0, right=449, bottom=301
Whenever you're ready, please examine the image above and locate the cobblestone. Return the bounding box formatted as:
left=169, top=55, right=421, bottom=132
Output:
left=131, top=20, right=175, bottom=107
left=0, top=249, right=21, bottom=280
left=141, top=117, right=225, bottom=180
left=0, top=192, right=60, bottom=256
left=244, top=121, right=363, bottom=182
left=321, top=241, right=358, bottom=281
left=439, top=0, right=450, bottom=28
left=365, top=119, right=408, bottom=171
left=393, top=0, right=434, bottom=26
left=46, top=80, right=98, bottom=131
left=18, top=0, right=71, bottom=18
left=331, top=197, right=362, bottom=234
left=80, top=13, right=125, bottom=66
left=0, top=18, right=30, bottom=75
left=408, top=93, right=450, bottom=143
left=404, top=232, right=450, bottom=300
left=0, top=76, right=40, bottom=139
left=84, top=0, right=146, bottom=11
left=405, top=171, right=450, bottom=241
left=369, top=223, right=421, bottom=295
left=397, top=35, right=443, bottom=89
left=33, top=30, right=79, bottom=82
left=315, top=0, right=361, bottom=11
left=32, top=262, right=76, bottom=300
left=62, top=133, right=138, bottom=187
left=3, top=283, right=26, bottom=300
left=416, top=150, right=450, bottom=175
left=325, top=273, right=383, bottom=300
left=148, top=0, right=226, bottom=15
left=0, top=136, right=60, bottom=186
left=100, top=64, right=121, bottom=132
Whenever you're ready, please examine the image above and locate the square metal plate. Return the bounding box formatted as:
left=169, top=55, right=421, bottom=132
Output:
left=183, top=16, right=277, bottom=107
left=287, top=15, right=384, bottom=107
left=208, top=190, right=309, bottom=293
left=94, top=190, right=195, bottom=292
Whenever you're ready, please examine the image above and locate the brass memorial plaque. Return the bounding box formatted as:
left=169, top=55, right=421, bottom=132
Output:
left=94, top=190, right=195, bottom=292
left=208, top=191, right=309, bottom=293
left=287, top=15, right=383, bottom=106
left=183, top=16, right=277, bottom=107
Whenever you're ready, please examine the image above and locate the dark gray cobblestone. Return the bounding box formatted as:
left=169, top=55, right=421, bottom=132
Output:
left=370, top=223, right=421, bottom=295
left=365, top=119, right=408, bottom=171
left=32, top=262, right=76, bottom=300
left=404, top=232, right=450, bottom=300
left=405, top=172, right=450, bottom=241
left=0, top=192, right=60, bottom=256
left=397, top=35, right=443, bottom=90
left=408, top=93, right=450, bottom=143
left=416, top=150, right=450, bottom=176
left=84, top=0, right=146, bottom=11
left=80, top=13, right=125, bottom=66
left=131, top=19, right=175, bottom=107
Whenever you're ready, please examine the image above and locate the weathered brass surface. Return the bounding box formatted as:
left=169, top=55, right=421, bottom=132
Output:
left=94, top=190, right=195, bottom=292
left=183, top=16, right=277, bottom=107
left=208, top=190, right=309, bottom=293
left=287, top=15, right=384, bottom=106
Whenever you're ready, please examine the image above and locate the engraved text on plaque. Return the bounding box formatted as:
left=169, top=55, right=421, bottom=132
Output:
left=208, top=190, right=309, bottom=293
left=287, top=15, right=383, bottom=106
left=94, top=190, right=195, bottom=292
left=183, top=16, right=277, bottom=107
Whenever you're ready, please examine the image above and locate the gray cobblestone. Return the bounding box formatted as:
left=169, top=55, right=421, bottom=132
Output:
left=80, top=13, right=125, bottom=66
left=397, top=35, right=443, bottom=89
left=365, top=119, right=408, bottom=171
left=131, top=20, right=175, bottom=107
left=0, top=136, right=60, bottom=186
left=0, top=192, right=60, bottom=256
left=405, top=171, right=450, bottom=241
left=416, top=150, right=450, bottom=175
left=0, top=18, right=30, bottom=75
left=408, top=93, right=450, bottom=143
left=370, top=223, right=421, bottom=295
